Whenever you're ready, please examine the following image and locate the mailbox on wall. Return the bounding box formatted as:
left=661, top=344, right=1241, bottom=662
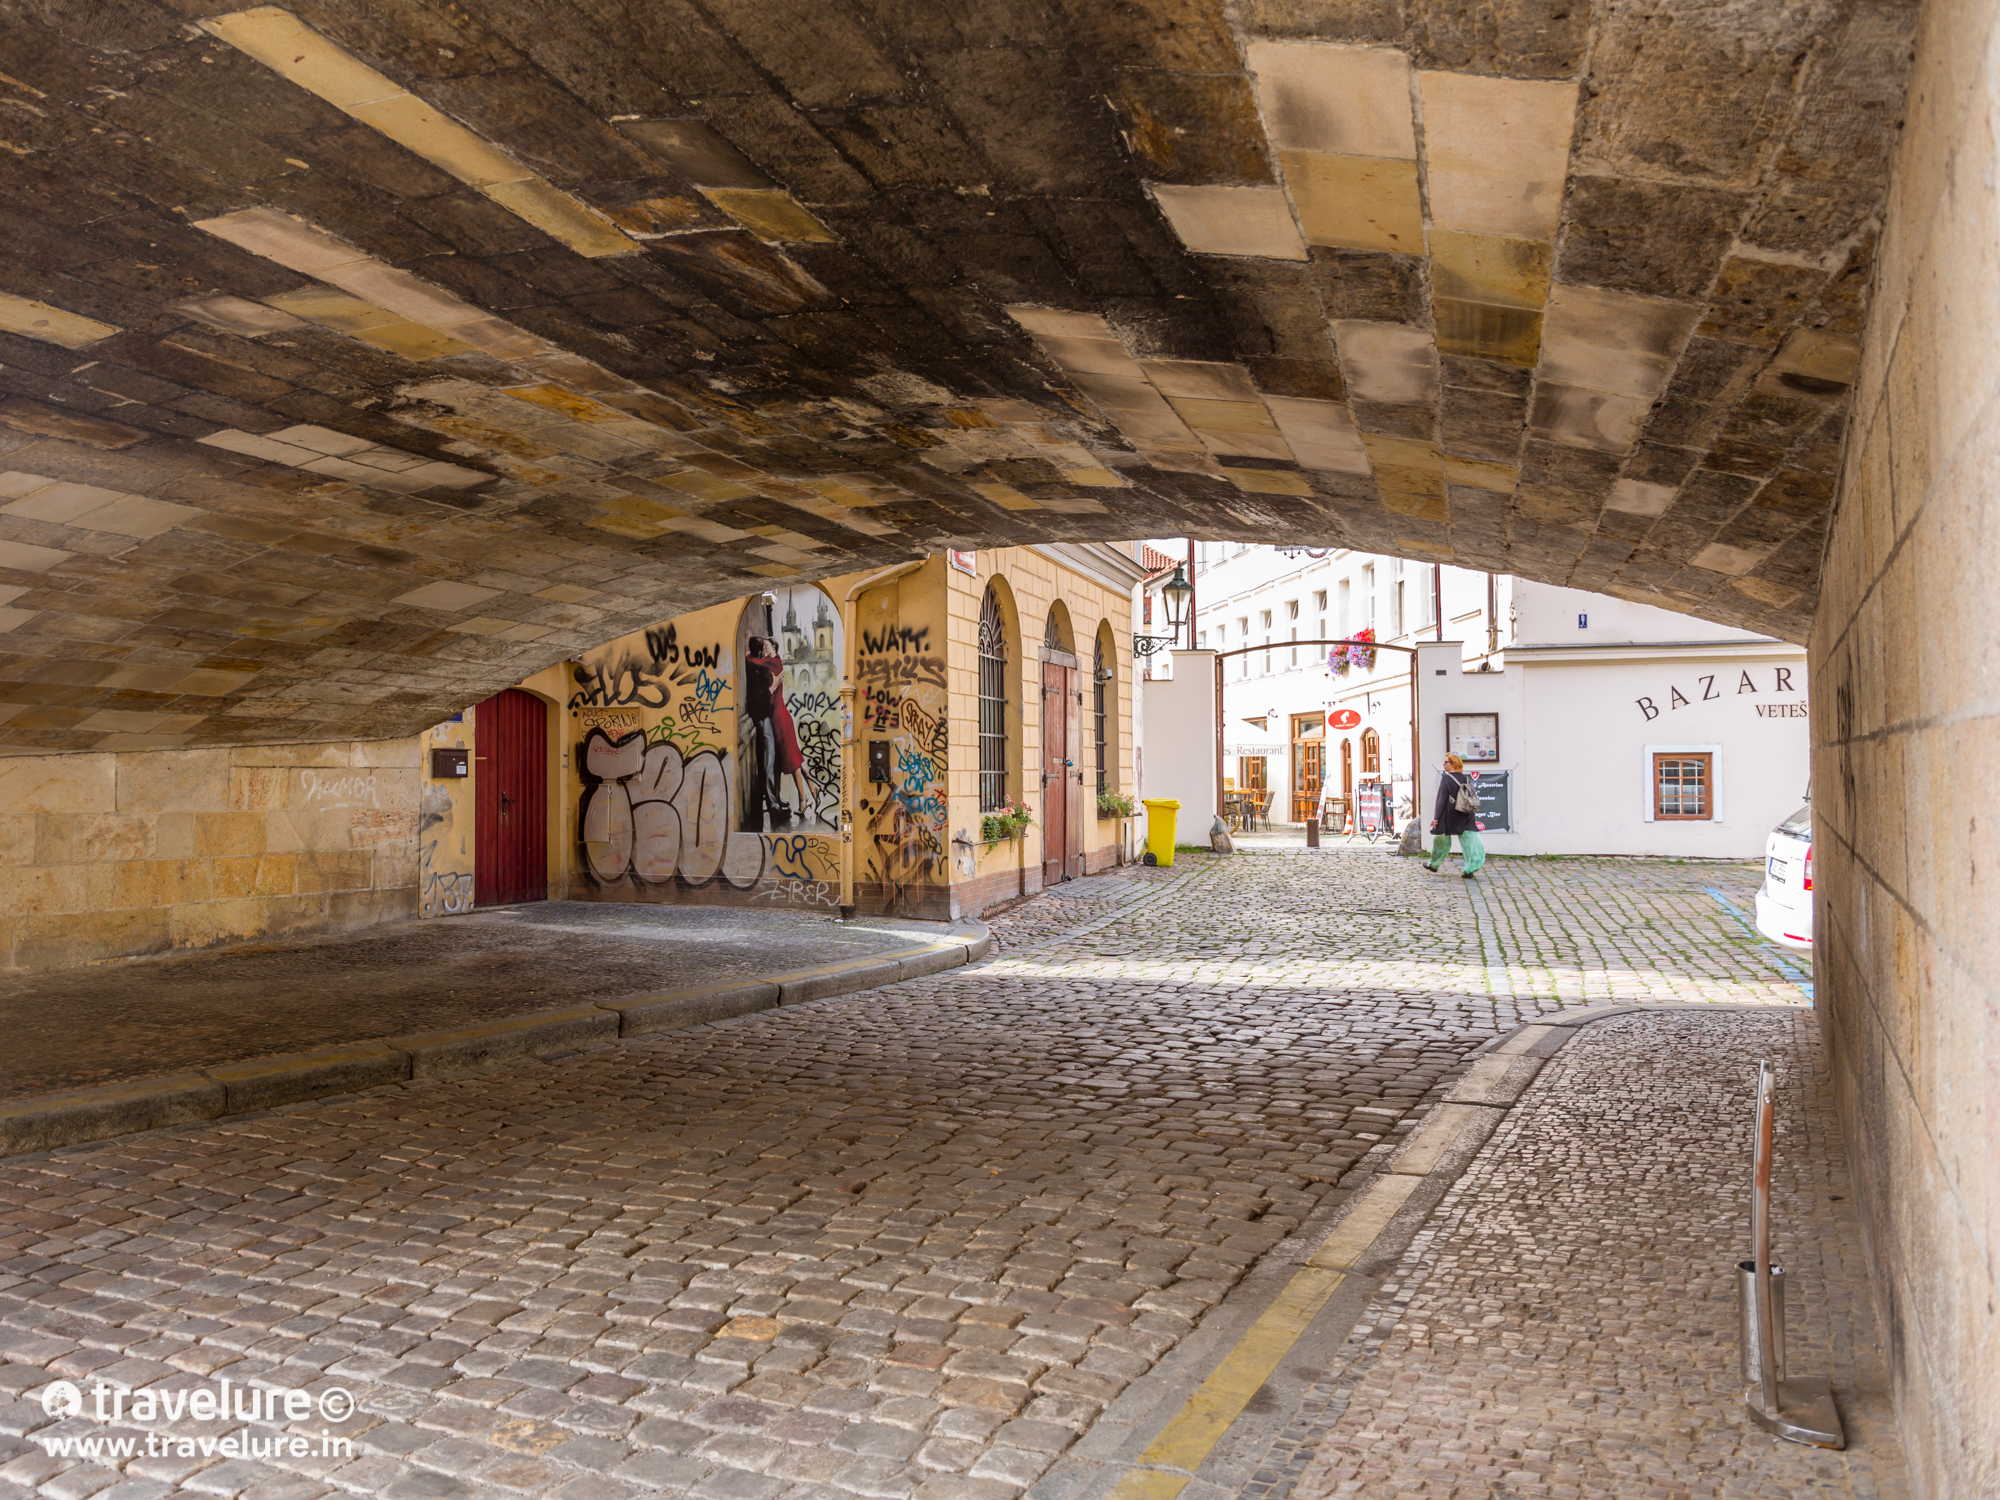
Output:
left=430, top=747, right=469, bottom=778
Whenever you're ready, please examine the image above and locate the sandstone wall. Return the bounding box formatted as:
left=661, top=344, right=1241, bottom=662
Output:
left=0, top=739, right=420, bottom=973
left=1814, top=0, right=2000, bottom=1491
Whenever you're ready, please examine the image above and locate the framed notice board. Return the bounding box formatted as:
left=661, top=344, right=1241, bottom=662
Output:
left=1446, top=712, right=1500, bottom=763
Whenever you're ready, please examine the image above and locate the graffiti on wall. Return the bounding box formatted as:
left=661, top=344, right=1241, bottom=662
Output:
left=736, top=588, right=844, bottom=833
left=569, top=624, right=732, bottom=749
left=578, top=729, right=768, bottom=889
left=856, top=592, right=949, bottom=915
left=857, top=623, right=947, bottom=692
left=419, top=733, right=474, bottom=917
left=568, top=625, right=676, bottom=710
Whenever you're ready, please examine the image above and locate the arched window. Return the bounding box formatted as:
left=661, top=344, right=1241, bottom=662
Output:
left=1093, top=635, right=1108, bottom=796
left=1043, top=602, right=1071, bottom=655
left=979, top=585, right=1009, bottom=811
left=1361, top=728, right=1381, bottom=775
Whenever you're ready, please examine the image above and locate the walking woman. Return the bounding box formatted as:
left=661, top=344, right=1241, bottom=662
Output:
left=1425, top=753, right=1486, bottom=878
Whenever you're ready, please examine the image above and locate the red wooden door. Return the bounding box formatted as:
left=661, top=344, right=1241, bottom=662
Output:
left=475, top=688, right=547, bottom=906
left=1042, top=662, right=1075, bottom=885
left=1065, top=667, right=1084, bottom=877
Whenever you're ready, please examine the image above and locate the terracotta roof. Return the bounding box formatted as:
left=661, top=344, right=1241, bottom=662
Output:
left=1139, top=544, right=1179, bottom=579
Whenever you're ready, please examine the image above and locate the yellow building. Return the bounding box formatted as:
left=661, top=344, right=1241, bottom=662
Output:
left=419, top=545, right=1146, bottom=922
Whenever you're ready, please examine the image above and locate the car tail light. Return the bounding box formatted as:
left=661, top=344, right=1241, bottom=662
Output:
left=1803, top=846, right=1812, bottom=891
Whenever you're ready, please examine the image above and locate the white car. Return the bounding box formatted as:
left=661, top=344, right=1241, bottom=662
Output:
left=1755, top=803, right=1813, bottom=950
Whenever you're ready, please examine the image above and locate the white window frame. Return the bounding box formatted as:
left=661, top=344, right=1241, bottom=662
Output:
left=1643, top=743, right=1723, bottom=823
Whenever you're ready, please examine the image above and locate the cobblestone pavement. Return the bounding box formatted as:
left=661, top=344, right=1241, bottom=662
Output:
left=1265, top=1007, right=1905, bottom=1500
left=1469, top=857, right=1808, bottom=1007
left=0, top=903, right=952, bottom=1099
left=0, top=851, right=1812, bottom=1500
left=981, top=867, right=1185, bottom=953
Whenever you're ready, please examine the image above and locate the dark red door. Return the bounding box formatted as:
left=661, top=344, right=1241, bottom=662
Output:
left=475, top=688, right=547, bottom=906
left=1042, top=662, right=1074, bottom=885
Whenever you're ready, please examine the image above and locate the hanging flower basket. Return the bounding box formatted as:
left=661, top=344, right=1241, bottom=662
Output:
left=1328, top=627, right=1377, bottom=676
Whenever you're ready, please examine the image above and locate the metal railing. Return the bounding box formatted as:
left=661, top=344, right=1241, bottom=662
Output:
left=1740, top=1058, right=1845, bottom=1448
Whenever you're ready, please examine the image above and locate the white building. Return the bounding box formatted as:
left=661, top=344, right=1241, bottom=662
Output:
left=1163, top=542, right=1807, bottom=856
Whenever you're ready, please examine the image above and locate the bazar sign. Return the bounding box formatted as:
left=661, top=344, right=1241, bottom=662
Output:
left=1637, top=666, right=1800, bottom=721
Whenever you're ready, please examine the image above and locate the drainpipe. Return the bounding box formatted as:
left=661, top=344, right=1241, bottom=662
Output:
left=1409, top=646, right=1420, bottom=838
left=839, top=558, right=926, bottom=919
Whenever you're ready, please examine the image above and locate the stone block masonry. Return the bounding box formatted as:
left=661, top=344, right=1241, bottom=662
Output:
left=1812, top=0, right=2000, bottom=1491
left=0, top=738, right=419, bottom=973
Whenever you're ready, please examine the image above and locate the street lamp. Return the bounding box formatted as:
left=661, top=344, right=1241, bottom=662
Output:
left=1134, top=563, right=1194, bottom=657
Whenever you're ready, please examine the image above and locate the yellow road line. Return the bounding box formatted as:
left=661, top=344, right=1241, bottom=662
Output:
left=1387, top=1102, right=1486, bottom=1177
left=1132, top=1264, right=1348, bottom=1474
left=1105, top=1170, right=1436, bottom=1495
left=1308, top=1172, right=1420, bottom=1269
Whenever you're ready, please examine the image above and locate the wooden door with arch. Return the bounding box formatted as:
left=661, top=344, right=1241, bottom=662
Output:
left=1041, top=659, right=1076, bottom=884
left=474, top=687, right=547, bottom=907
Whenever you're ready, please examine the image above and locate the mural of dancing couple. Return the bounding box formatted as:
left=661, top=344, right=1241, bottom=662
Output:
left=737, top=590, right=842, bottom=834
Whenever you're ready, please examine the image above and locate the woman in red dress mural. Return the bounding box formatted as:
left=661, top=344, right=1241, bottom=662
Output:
left=746, top=636, right=811, bottom=826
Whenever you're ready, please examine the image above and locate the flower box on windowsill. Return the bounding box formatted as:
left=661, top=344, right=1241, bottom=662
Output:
left=1096, top=793, right=1135, bottom=820
left=980, top=800, right=1033, bottom=843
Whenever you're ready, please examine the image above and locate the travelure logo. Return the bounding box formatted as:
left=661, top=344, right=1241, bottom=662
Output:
left=34, top=1377, right=356, bottom=1463
left=41, top=1376, right=351, bottom=1424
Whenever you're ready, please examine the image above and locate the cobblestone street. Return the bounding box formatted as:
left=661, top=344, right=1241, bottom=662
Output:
left=1272, top=1008, right=1903, bottom=1500
left=0, top=851, right=1822, bottom=1500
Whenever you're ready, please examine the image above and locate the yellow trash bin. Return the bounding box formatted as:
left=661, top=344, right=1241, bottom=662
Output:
left=1142, top=798, right=1181, bottom=867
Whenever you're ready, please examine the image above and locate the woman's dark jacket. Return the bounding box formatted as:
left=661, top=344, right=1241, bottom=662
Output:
left=1432, top=771, right=1478, bottom=835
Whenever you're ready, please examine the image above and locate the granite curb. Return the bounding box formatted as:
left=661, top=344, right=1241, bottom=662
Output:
left=0, top=923, right=991, bottom=1159
left=1033, top=1000, right=1770, bottom=1500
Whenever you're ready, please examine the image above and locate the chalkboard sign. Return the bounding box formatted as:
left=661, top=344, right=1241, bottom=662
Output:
left=1467, top=770, right=1512, bottom=832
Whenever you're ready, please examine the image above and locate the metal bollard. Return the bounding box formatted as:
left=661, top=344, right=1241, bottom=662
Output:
left=1735, top=1259, right=1786, bottom=1383
left=1305, top=817, right=1320, bottom=848
left=1740, top=1058, right=1843, bottom=1448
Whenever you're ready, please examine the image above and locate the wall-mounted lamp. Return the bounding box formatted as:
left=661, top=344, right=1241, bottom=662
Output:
left=1133, top=563, right=1193, bottom=657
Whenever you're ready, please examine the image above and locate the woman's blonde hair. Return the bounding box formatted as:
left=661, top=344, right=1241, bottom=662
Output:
left=1444, top=753, right=1465, bottom=771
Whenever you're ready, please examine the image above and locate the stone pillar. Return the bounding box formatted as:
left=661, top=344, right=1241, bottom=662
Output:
left=1814, top=1, right=2000, bottom=1490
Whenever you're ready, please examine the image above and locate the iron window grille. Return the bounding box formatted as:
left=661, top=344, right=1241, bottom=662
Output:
left=1093, top=637, right=1108, bottom=796
left=979, top=586, right=1009, bottom=811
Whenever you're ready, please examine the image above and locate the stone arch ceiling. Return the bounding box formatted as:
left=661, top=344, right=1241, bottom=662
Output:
left=0, top=0, right=1911, bottom=751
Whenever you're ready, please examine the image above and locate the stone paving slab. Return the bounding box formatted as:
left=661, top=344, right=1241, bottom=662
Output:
left=0, top=903, right=966, bottom=1100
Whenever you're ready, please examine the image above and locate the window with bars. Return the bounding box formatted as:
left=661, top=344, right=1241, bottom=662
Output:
left=978, top=586, right=1008, bottom=811
left=1093, top=637, right=1109, bottom=796
left=1653, top=753, right=1713, bottom=820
